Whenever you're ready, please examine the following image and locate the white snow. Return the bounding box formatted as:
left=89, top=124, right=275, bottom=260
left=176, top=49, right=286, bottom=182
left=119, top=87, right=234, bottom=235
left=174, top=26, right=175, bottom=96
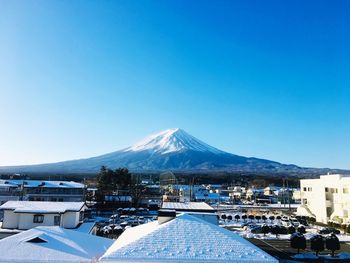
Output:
left=0, top=226, right=113, bottom=263
left=0, top=201, right=85, bottom=213
left=100, top=213, right=278, bottom=262
left=0, top=179, right=84, bottom=189
left=122, top=128, right=225, bottom=155
left=74, top=222, right=96, bottom=234
left=161, top=202, right=215, bottom=211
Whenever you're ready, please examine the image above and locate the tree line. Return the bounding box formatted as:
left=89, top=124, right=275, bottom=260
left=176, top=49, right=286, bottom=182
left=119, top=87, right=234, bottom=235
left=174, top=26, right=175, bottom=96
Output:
left=97, top=166, right=145, bottom=207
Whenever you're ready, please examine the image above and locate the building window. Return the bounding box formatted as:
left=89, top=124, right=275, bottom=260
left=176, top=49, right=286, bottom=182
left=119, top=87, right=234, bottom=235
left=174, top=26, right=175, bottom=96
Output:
left=308, top=187, right=312, bottom=192
left=344, top=188, right=349, bottom=194
left=79, top=211, right=84, bottom=221
left=325, top=187, right=329, bottom=193
left=33, top=215, right=44, bottom=223
left=303, top=187, right=307, bottom=192
left=54, top=215, right=61, bottom=226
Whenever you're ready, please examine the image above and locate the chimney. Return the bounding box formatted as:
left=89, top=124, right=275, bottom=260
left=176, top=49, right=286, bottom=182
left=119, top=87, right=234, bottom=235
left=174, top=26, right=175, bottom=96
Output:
left=158, top=209, right=176, bottom=225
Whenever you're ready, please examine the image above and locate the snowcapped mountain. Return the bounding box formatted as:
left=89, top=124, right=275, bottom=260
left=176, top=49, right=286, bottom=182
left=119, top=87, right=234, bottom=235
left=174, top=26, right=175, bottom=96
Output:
left=0, top=128, right=327, bottom=174
left=122, top=128, right=224, bottom=155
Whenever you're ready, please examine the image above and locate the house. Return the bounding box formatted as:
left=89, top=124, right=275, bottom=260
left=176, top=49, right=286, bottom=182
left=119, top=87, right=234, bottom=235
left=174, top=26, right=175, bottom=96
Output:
left=0, top=201, right=86, bottom=230
left=0, top=226, right=113, bottom=263
left=299, top=174, right=350, bottom=224
left=0, top=179, right=85, bottom=204
left=161, top=202, right=217, bottom=224
left=99, top=212, right=278, bottom=263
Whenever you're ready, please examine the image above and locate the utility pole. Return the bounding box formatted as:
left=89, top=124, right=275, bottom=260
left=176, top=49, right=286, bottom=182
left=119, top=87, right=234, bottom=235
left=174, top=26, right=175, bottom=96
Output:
left=286, top=179, right=291, bottom=212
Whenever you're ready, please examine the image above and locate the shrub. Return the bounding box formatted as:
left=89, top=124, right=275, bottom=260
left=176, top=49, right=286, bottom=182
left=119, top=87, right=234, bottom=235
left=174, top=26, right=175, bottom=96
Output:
left=290, top=232, right=306, bottom=254
left=234, top=214, right=240, bottom=222
left=262, top=224, right=270, bottom=236
left=310, top=234, right=324, bottom=256
left=297, top=225, right=306, bottom=234
left=288, top=225, right=296, bottom=235
left=325, top=234, right=340, bottom=257
left=271, top=225, right=281, bottom=237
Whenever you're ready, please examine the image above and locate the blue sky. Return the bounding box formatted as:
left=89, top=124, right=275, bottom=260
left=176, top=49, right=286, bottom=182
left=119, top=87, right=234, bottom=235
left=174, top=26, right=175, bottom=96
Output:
left=0, top=0, right=349, bottom=168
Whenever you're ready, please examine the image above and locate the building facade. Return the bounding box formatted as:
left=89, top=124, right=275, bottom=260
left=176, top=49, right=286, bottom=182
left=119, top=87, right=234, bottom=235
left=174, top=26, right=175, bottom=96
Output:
left=0, top=201, right=86, bottom=230
left=299, top=174, right=350, bottom=224
left=0, top=180, right=85, bottom=204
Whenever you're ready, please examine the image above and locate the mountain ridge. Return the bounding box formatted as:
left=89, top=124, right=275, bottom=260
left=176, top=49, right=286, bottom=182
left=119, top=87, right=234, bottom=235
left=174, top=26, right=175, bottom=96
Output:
left=0, top=128, right=343, bottom=175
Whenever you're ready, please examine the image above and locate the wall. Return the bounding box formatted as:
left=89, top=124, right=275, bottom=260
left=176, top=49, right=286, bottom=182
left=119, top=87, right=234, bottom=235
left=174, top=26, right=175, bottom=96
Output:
left=62, top=212, right=80, bottom=228
left=2, top=210, right=19, bottom=229
left=17, top=213, right=58, bottom=230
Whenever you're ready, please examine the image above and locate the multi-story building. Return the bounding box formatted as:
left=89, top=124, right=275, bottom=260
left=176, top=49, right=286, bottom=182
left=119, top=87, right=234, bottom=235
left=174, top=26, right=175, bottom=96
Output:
left=0, top=180, right=85, bottom=204
left=0, top=201, right=86, bottom=230
left=299, top=174, right=350, bottom=224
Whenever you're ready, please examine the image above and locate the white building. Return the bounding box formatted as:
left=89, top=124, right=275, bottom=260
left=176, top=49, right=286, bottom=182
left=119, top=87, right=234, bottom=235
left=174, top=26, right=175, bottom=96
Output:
left=0, top=179, right=85, bottom=204
left=0, top=201, right=86, bottom=230
left=299, top=174, right=350, bottom=224
left=161, top=202, right=217, bottom=225
left=0, top=226, right=113, bottom=263
left=100, top=212, right=278, bottom=263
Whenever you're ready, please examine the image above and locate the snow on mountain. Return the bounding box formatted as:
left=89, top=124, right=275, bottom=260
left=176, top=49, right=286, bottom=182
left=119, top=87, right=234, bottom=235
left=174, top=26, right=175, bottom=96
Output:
left=123, top=128, right=224, bottom=155
left=0, top=128, right=330, bottom=174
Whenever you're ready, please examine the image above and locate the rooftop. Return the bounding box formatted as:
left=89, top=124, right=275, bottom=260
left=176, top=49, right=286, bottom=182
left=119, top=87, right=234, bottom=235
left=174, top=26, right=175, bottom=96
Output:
left=0, top=226, right=113, bottom=263
left=0, top=201, right=85, bottom=213
left=161, top=202, right=214, bottom=211
left=0, top=179, right=85, bottom=189
left=100, top=213, right=278, bottom=263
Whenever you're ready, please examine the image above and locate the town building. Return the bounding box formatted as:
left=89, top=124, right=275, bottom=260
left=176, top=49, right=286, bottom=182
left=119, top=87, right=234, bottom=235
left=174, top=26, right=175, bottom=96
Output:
left=0, top=201, right=86, bottom=230
left=0, top=179, right=85, bottom=204
left=161, top=202, right=217, bottom=224
left=299, top=174, right=350, bottom=224
left=0, top=226, right=113, bottom=262
left=99, top=212, right=278, bottom=263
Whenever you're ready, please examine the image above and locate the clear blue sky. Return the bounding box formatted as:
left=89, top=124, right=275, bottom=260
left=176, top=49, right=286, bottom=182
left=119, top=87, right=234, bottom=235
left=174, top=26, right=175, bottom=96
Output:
left=0, top=0, right=349, bottom=169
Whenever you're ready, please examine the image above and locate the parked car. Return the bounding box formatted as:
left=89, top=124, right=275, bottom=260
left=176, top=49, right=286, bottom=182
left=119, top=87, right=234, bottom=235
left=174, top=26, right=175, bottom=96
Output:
left=319, top=227, right=340, bottom=235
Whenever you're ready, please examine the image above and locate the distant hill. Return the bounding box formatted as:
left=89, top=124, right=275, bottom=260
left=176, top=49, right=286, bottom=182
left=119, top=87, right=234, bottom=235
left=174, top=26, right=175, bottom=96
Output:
left=0, top=128, right=344, bottom=175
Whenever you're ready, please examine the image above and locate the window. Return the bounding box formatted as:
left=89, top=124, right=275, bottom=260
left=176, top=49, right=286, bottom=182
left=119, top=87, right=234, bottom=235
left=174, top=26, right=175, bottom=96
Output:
left=308, top=187, right=312, bottom=192
left=325, top=187, right=329, bottom=192
left=26, top=237, right=47, bottom=243
left=344, top=188, right=349, bottom=194
left=33, top=214, right=44, bottom=223
left=79, top=211, right=84, bottom=221
left=54, top=215, right=61, bottom=226
left=303, top=187, right=307, bottom=192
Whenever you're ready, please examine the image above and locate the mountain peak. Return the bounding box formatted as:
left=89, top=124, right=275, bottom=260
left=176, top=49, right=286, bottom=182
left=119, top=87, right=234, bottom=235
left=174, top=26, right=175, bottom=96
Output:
left=122, top=128, right=224, bottom=155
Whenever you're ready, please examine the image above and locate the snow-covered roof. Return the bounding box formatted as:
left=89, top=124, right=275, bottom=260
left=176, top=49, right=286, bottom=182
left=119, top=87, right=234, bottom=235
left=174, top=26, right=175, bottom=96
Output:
left=100, top=213, right=278, bottom=263
left=0, top=201, right=85, bottom=213
left=0, top=226, right=113, bottom=263
left=0, top=179, right=84, bottom=188
left=161, top=202, right=214, bottom=211
left=194, top=193, right=220, bottom=200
